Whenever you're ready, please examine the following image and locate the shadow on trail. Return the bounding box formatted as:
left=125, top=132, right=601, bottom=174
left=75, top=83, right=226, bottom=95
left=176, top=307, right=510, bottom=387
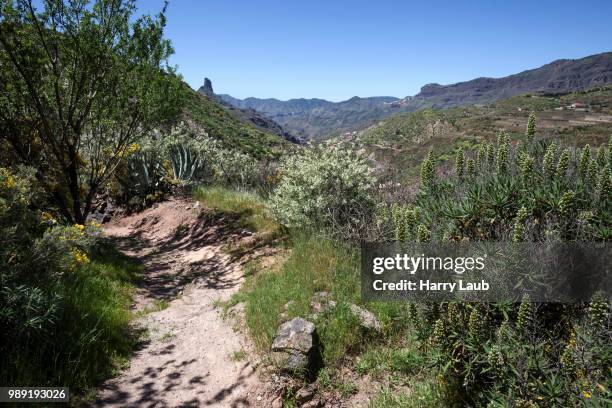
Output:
left=96, top=358, right=257, bottom=407
left=95, top=200, right=262, bottom=407
left=106, top=210, right=250, bottom=304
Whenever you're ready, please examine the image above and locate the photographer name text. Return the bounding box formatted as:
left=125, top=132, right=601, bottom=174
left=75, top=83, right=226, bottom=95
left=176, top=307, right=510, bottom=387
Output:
left=372, top=279, right=490, bottom=292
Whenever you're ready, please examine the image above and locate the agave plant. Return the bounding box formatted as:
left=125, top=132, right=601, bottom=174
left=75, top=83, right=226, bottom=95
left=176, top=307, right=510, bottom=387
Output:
left=168, top=143, right=202, bottom=184
left=117, top=151, right=163, bottom=198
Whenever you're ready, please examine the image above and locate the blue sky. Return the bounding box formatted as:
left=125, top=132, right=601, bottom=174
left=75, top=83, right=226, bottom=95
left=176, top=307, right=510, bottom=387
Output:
left=138, top=0, right=612, bottom=101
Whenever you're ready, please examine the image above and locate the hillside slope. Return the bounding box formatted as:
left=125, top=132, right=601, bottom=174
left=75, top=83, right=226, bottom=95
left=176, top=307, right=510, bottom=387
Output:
left=198, top=78, right=302, bottom=144
left=416, top=51, right=612, bottom=108
left=181, top=83, right=293, bottom=158
left=356, top=87, right=612, bottom=181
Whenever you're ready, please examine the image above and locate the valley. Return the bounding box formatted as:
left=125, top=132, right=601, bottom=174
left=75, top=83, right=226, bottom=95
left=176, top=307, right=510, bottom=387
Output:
left=214, top=52, right=612, bottom=140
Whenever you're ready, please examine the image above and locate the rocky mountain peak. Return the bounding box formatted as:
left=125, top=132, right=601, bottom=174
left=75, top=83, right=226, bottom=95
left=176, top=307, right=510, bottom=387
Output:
left=201, top=77, right=214, bottom=96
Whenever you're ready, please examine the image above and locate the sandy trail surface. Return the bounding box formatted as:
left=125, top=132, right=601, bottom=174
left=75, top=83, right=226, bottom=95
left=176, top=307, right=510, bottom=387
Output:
left=95, top=199, right=264, bottom=408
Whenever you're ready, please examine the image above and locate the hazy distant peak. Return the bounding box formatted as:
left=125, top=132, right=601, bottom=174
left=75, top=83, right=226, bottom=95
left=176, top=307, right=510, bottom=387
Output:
left=201, top=78, right=214, bottom=96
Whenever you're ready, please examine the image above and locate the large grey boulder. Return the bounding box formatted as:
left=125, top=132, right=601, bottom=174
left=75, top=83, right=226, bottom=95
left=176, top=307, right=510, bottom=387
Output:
left=271, top=318, right=318, bottom=373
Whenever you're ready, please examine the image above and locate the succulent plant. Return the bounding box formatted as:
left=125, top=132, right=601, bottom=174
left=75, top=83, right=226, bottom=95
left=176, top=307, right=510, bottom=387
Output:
left=168, top=143, right=202, bottom=184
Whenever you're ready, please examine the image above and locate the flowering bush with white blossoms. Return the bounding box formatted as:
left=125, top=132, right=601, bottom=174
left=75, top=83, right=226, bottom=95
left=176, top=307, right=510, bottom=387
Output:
left=268, top=143, right=376, bottom=238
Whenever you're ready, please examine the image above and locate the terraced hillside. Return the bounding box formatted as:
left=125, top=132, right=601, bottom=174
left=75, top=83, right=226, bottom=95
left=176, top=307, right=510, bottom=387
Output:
left=356, top=87, right=612, bottom=181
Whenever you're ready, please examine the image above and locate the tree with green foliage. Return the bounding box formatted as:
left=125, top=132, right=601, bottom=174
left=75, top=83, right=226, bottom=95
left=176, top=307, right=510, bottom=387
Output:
left=0, top=0, right=182, bottom=223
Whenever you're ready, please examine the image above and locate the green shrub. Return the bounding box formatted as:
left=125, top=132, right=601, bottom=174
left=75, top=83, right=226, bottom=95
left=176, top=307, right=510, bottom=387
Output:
left=1, top=244, right=140, bottom=391
left=371, top=121, right=612, bottom=406
left=268, top=143, right=376, bottom=239
left=113, top=127, right=261, bottom=208
left=0, top=167, right=140, bottom=393
left=376, top=136, right=610, bottom=243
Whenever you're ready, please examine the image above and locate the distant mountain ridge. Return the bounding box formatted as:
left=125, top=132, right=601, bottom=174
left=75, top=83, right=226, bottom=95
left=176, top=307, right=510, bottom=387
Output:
left=416, top=52, right=612, bottom=107
left=218, top=93, right=402, bottom=140
left=216, top=52, right=612, bottom=139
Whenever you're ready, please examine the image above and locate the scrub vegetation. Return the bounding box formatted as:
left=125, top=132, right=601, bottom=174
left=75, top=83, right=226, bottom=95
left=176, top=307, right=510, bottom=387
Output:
left=232, top=126, right=611, bottom=406
left=0, top=0, right=287, bottom=400
left=0, top=0, right=610, bottom=406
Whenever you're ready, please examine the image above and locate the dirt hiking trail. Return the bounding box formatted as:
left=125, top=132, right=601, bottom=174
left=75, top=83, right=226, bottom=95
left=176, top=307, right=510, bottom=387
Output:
left=95, top=198, right=267, bottom=408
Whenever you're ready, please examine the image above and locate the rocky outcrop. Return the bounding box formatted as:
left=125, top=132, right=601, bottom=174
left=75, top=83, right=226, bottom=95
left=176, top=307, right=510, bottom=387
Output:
left=200, top=77, right=214, bottom=96
left=271, top=318, right=319, bottom=374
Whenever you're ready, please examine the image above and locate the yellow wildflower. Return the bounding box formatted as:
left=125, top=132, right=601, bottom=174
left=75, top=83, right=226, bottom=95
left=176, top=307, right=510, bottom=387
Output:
left=127, top=143, right=139, bottom=154
left=0, top=168, right=17, bottom=189
left=88, top=220, right=102, bottom=228
left=118, top=143, right=140, bottom=158
left=5, top=175, right=16, bottom=189
left=582, top=390, right=592, bottom=399
left=71, top=248, right=90, bottom=265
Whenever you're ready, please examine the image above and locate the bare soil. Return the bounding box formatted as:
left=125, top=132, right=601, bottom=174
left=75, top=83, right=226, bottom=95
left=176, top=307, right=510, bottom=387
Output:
left=95, top=198, right=270, bottom=407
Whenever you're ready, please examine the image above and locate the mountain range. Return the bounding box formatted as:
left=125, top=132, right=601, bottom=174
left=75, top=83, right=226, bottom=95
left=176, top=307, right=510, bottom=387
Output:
left=213, top=52, right=612, bottom=139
